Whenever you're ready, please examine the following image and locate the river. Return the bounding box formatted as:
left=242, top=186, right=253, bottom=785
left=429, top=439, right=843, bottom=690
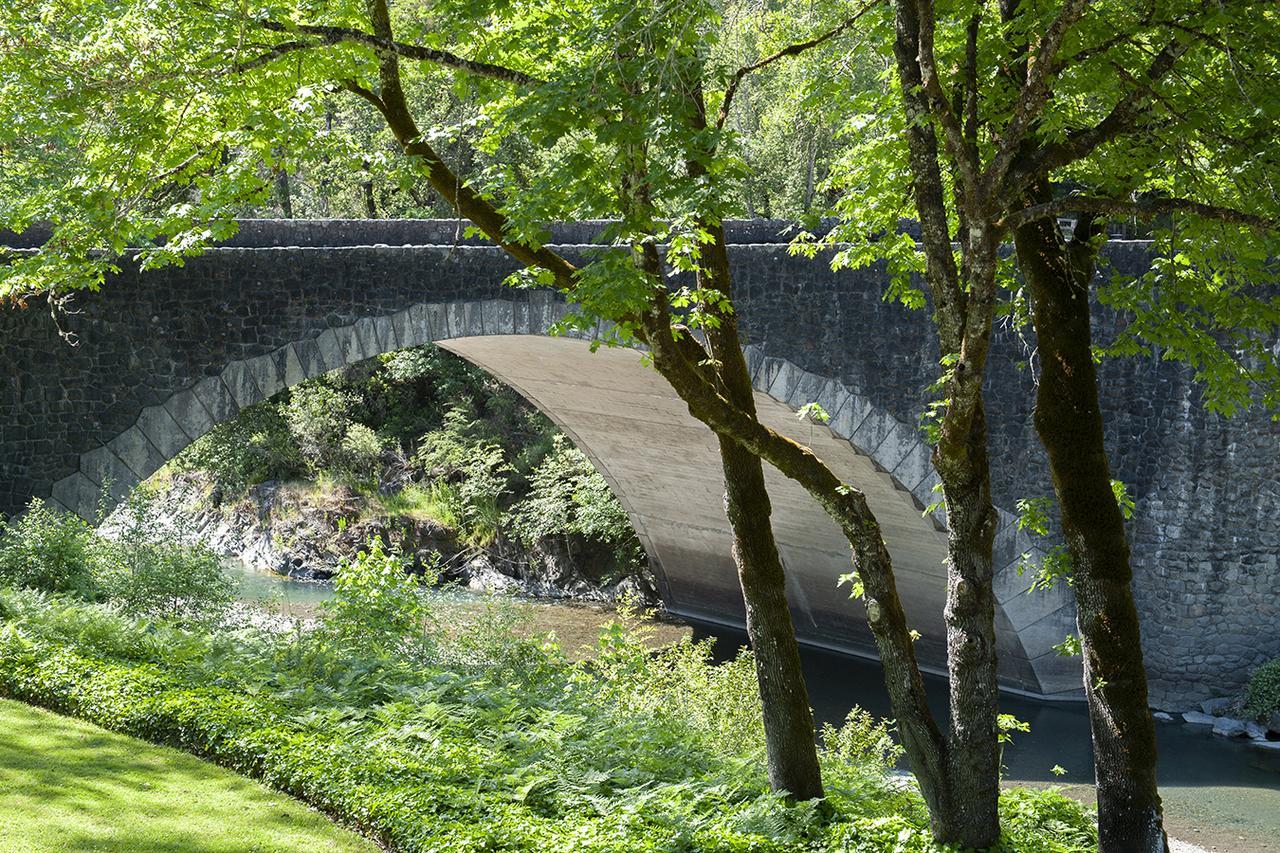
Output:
left=228, top=559, right=1279, bottom=851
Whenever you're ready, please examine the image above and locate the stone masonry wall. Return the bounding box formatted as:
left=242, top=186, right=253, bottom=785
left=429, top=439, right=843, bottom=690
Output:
left=1, top=222, right=1275, bottom=706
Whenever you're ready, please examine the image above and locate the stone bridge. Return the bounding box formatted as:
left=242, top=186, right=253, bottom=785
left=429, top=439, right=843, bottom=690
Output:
left=2, top=220, right=1276, bottom=707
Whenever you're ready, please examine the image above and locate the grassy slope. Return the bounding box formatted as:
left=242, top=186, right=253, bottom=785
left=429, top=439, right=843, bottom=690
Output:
left=0, top=699, right=375, bottom=853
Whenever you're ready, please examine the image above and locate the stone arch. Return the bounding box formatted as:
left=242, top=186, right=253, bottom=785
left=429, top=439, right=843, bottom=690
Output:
left=42, top=293, right=1078, bottom=696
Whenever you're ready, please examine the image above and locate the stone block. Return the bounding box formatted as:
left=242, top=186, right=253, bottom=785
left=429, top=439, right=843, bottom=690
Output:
left=51, top=472, right=104, bottom=522
left=447, top=301, right=467, bottom=339
left=221, top=360, right=260, bottom=409
left=999, top=570, right=1060, bottom=631
left=1028, top=651, right=1085, bottom=696
left=391, top=309, right=416, bottom=350
left=136, top=404, right=190, bottom=460
left=426, top=303, right=450, bottom=340
left=353, top=316, right=382, bottom=357
left=163, top=388, right=215, bottom=442
left=785, top=367, right=825, bottom=409
left=766, top=359, right=797, bottom=402
left=337, top=324, right=368, bottom=365
left=314, top=328, right=345, bottom=370
left=872, top=421, right=916, bottom=476
left=526, top=291, right=554, bottom=335
left=850, top=410, right=894, bottom=459
left=1013, top=601, right=1077, bottom=658
left=463, top=301, right=485, bottom=337
left=190, top=376, right=239, bottom=425
left=405, top=303, right=433, bottom=346
left=482, top=299, right=515, bottom=335
left=245, top=350, right=287, bottom=400
left=282, top=344, right=307, bottom=388
left=890, top=440, right=932, bottom=494
left=511, top=299, right=531, bottom=335
left=814, top=380, right=848, bottom=425
left=993, top=561, right=1033, bottom=606
left=79, top=445, right=137, bottom=501
left=107, top=425, right=165, bottom=480
left=373, top=313, right=398, bottom=352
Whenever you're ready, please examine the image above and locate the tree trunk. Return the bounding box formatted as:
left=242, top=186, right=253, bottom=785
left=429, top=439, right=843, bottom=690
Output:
left=699, top=222, right=823, bottom=799
left=719, top=433, right=825, bottom=798
left=1014, top=208, right=1168, bottom=853
left=935, top=398, right=1001, bottom=847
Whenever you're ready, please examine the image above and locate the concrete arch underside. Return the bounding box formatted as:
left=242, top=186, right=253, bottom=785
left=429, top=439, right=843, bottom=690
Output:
left=44, top=298, right=1080, bottom=698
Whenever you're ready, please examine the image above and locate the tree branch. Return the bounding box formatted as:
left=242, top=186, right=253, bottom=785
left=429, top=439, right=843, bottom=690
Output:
left=1001, top=194, right=1280, bottom=232
left=252, top=19, right=542, bottom=86
left=1005, top=36, right=1189, bottom=190
left=913, top=0, right=979, bottom=198
left=985, top=0, right=1093, bottom=193
left=717, top=0, right=884, bottom=129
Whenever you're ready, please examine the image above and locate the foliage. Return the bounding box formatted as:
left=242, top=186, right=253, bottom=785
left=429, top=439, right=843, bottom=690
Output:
left=320, top=539, right=434, bottom=659
left=0, top=493, right=235, bottom=624
left=96, top=490, right=237, bottom=624
left=172, top=402, right=304, bottom=493
left=1244, top=659, right=1280, bottom=720
left=510, top=435, right=644, bottom=567
left=0, top=500, right=101, bottom=599
left=0, top=588, right=1098, bottom=852
left=336, top=423, right=388, bottom=488
left=283, top=382, right=363, bottom=475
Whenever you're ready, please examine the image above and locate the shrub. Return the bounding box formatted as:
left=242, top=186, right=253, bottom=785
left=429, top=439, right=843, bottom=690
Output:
left=416, top=408, right=512, bottom=546
left=0, top=499, right=101, bottom=598
left=336, top=423, right=387, bottom=487
left=172, top=401, right=303, bottom=492
left=511, top=435, right=644, bottom=568
left=320, top=539, right=434, bottom=659
left=1244, top=659, right=1280, bottom=719
left=97, top=491, right=236, bottom=623
left=283, top=382, right=361, bottom=474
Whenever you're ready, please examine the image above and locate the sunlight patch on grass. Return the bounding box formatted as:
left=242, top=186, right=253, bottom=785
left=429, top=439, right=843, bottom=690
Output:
left=0, top=699, right=375, bottom=852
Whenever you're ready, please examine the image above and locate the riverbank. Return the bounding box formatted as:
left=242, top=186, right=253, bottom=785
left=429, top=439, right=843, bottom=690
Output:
left=229, top=555, right=690, bottom=661
left=0, top=585, right=1099, bottom=852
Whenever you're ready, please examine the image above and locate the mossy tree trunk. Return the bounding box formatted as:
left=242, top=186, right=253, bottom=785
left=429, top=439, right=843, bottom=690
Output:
left=1014, top=204, right=1167, bottom=853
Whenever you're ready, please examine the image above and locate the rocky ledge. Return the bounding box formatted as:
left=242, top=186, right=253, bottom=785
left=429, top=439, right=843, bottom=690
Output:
left=150, top=474, right=662, bottom=606
left=1162, top=697, right=1280, bottom=753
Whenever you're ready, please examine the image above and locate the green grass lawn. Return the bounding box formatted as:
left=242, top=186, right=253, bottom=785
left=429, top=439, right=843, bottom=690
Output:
left=0, top=699, right=376, bottom=852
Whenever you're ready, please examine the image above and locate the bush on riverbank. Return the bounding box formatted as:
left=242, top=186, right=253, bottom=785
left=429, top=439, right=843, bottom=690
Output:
left=0, top=495, right=234, bottom=623
left=0, top=543, right=1098, bottom=852
left=1245, top=659, right=1280, bottom=720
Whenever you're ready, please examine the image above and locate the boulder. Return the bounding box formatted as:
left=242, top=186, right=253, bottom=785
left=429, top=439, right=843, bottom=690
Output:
left=1269, top=712, right=1280, bottom=736
left=1200, top=697, right=1235, bottom=717
left=1182, top=711, right=1217, bottom=726
left=1211, top=717, right=1247, bottom=738
left=1249, top=739, right=1280, bottom=752
left=1244, top=721, right=1269, bottom=741
left=1153, top=712, right=1174, bottom=722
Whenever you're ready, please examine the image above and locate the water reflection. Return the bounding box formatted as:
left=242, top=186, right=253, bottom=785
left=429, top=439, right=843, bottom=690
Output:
left=692, top=621, right=1280, bottom=787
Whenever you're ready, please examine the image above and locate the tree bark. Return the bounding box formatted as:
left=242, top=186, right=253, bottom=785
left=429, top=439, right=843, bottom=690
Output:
left=935, top=396, right=1001, bottom=847
left=698, top=221, right=823, bottom=799
left=1014, top=204, right=1168, bottom=853
left=889, top=2, right=1002, bottom=842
